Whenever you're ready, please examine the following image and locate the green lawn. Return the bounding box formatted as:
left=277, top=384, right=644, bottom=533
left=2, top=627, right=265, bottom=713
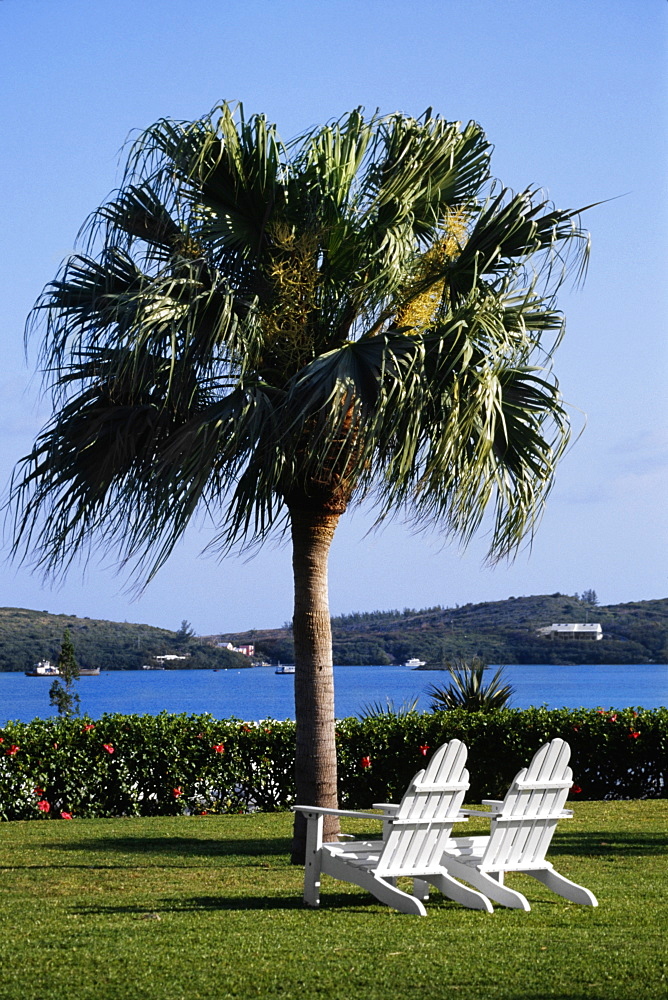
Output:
left=1, top=802, right=666, bottom=1000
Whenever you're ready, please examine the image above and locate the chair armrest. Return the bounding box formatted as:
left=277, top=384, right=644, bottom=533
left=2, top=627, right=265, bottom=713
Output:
left=292, top=805, right=385, bottom=822
left=459, top=800, right=502, bottom=818
left=456, top=799, right=573, bottom=823
left=371, top=802, right=400, bottom=813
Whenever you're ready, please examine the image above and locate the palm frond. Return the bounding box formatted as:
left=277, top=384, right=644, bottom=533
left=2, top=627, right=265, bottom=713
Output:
left=8, top=101, right=593, bottom=583
left=358, top=697, right=421, bottom=719
left=428, top=658, right=514, bottom=711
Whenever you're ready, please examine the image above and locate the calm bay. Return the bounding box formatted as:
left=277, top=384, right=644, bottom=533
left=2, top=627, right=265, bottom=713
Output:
left=0, top=663, right=665, bottom=726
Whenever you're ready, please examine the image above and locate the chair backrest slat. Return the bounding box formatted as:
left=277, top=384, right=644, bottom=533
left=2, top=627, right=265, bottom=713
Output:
left=377, top=740, right=469, bottom=876
left=480, top=739, right=573, bottom=870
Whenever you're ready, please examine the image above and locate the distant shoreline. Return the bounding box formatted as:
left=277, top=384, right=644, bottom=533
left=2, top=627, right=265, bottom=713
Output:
left=3, top=659, right=665, bottom=673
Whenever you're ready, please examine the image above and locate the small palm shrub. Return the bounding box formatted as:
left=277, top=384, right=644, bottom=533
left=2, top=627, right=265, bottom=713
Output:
left=428, top=658, right=514, bottom=711
left=358, top=697, right=421, bottom=719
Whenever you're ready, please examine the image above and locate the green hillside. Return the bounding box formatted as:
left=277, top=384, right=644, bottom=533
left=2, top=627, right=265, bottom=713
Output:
left=3, top=594, right=666, bottom=671
left=218, top=594, right=668, bottom=666
left=0, top=608, right=250, bottom=672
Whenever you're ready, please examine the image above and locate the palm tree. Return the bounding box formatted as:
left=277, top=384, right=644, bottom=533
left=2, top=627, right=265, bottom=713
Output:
left=8, top=103, right=591, bottom=860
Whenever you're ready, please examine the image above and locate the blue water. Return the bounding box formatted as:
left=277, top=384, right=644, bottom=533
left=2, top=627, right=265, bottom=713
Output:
left=0, top=664, right=665, bottom=725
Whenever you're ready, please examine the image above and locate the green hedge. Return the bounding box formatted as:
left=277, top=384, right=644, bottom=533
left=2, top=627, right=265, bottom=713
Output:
left=0, top=706, right=665, bottom=820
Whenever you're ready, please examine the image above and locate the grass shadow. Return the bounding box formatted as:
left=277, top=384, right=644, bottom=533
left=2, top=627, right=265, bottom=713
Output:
left=73, top=891, right=382, bottom=915
left=45, top=835, right=292, bottom=859
left=549, top=831, right=667, bottom=857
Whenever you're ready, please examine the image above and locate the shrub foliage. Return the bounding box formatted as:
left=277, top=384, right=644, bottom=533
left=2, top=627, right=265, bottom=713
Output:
left=427, top=658, right=514, bottom=711
left=0, top=707, right=664, bottom=820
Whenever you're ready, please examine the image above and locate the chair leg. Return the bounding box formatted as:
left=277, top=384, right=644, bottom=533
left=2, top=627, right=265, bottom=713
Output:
left=413, top=878, right=430, bottom=901
left=426, top=873, right=494, bottom=913
left=303, top=813, right=323, bottom=908
left=442, top=858, right=531, bottom=911
left=528, top=867, right=598, bottom=906
left=369, top=877, right=428, bottom=916
left=304, top=865, right=321, bottom=908
left=323, top=855, right=428, bottom=915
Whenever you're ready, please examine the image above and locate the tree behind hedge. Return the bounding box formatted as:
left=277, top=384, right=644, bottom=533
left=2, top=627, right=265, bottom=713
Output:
left=48, top=629, right=80, bottom=717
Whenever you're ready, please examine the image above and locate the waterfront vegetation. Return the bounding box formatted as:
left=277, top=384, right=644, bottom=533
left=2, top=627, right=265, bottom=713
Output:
left=2, top=593, right=666, bottom=674
left=0, top=801, right=665, bottom=1000
left=0, top=606, right=248, bottom=673
left=231, top=593, right=668, bottom=666
left=1, top=707, right=665, bottom=821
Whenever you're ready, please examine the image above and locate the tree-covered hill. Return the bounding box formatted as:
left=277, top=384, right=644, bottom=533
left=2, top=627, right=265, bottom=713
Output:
left=3, top=594, right=666, bottom=671
left=0, top=608, right=250, bottom=672
left=217, top=594, right=668, bottom=666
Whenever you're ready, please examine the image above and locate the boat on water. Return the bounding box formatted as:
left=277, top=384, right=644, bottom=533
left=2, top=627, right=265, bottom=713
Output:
left=275, top=664, right=295, bottom=675
left=404, top=657, right=426, bottom=668
left=25, top=660, right=100, bottom=677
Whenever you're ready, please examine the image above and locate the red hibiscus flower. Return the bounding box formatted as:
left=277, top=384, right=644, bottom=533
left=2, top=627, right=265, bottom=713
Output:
left=0, top=737, right=4, bottom=743
left=82, top=724, right=95, bottom=732
left=33, top=786, right=45, bottom=796
left=37, top=800, right=50, bottom=813
left=102, top=744, right=115, bottom=754
left=628, top=731, right=640, bottom=740
left=212, top=743, right=225, bottom=753
left=360, top=756, right=371, bottom=769
left=570, top=784, right=582, bottom=795
left=172, top=787, right=183, bottom=797
left=572, top=725, right=580, bottom=732
left=60, top=811, right=73, bottom=820
left=419, top=745, right=430, bottom=756
left=609, top=714, right=618, bottom=723
left=6, top=744, right=19, bottom=756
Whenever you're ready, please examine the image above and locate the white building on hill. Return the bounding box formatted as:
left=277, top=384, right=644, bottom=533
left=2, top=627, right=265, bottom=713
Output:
left=219, top=642, right=255, bottom=657
left=537, top=623, right=603, bottom=640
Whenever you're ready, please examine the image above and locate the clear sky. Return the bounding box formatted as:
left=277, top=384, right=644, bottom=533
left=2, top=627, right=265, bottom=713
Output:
left=1, top=0, right=666, bottom=636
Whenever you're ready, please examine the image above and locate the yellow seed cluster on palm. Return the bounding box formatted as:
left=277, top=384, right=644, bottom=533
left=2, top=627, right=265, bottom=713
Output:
left=396, top=207, right=469, bottom=334
left=261, top=224, right=320, bottom=372
left=170, top=231, right=203, bottom=259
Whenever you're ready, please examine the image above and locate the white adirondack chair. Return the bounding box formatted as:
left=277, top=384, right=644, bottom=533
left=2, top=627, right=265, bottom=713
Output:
left=439, top=738, right=598, bottom=911
left=292, top=739, right=493, bottom=915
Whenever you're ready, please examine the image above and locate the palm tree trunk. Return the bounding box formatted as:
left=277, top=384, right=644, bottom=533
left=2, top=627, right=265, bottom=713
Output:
left=289, top=505, right=341, bottom=864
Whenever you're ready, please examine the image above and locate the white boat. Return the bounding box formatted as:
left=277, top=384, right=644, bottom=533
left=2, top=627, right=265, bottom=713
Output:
left=403, top=657, right=426, bottom=668
left=25, top=660, right=59, bottom=676
left=25, top=660, right=100, bottom=676
left=275, top=664, right=295, bottom=674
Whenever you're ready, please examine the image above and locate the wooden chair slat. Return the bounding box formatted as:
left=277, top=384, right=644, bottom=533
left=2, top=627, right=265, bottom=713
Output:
left=293, top=739, right=493, bottom=915
left=440, top=739, right=598, bottom=911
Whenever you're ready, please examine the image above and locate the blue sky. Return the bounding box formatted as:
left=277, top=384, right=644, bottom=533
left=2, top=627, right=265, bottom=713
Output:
left=1, top=0, right=666, bottom=635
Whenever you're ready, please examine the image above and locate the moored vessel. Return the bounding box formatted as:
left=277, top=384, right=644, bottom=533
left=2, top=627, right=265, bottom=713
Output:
left=25, top=660, right=100, bottom=677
